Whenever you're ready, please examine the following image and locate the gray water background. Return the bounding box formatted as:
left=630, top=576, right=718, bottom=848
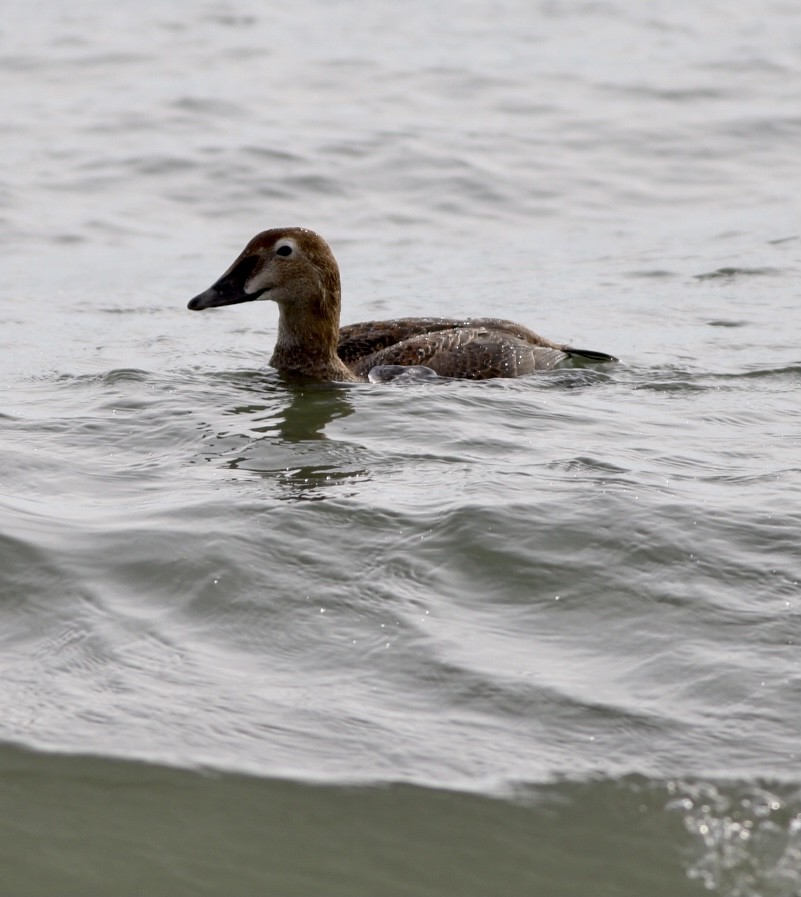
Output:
left=2, top=1, right=801, bottom=894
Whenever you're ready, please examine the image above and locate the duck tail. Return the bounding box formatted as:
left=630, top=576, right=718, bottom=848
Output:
left=565, top=347, right=619, bottom=363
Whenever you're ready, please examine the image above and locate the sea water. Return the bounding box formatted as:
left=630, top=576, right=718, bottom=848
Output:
left=1, top=1, right=800, bottom=894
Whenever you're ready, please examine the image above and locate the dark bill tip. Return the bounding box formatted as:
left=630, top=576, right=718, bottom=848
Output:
left=187, top=292, right=210, bottom=310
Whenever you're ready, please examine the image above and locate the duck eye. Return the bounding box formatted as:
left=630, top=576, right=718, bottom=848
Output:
left=276, top=244, right=293, bottom=257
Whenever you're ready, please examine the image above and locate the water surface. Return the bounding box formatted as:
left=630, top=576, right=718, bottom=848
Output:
left=2, top=1, right=801, bottom=894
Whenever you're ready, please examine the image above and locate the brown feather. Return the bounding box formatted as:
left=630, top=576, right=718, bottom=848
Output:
left=187, top=228, right=618, bottom=381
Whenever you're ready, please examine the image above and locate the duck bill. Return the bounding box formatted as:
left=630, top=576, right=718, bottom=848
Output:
left=187, top=285, right=258, bottom=310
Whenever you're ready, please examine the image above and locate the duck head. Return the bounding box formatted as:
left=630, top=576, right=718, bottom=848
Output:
left=188, top=227, right=355, bottom=380
left=187, top=227, right=341, bottom=314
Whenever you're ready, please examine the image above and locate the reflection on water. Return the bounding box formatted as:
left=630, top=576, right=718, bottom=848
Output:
left=223, top=381, right=369, bottom=501
left=270, top=380, right=354, bottom=442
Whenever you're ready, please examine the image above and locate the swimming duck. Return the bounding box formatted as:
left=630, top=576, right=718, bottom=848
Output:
left=187, top=227, right=617, bottom=381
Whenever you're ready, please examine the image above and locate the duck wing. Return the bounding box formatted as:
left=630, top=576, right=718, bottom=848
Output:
left=338, top=318, right=470, bottom=365
left=338, top=316, right=569, bottom=362
left=339, top=317, right=617, bottom=378
left=349, top=326, right=568, bottom=379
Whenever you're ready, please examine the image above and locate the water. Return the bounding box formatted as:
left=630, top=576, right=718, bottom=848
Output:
left=2, top=1, right=801, bottom=894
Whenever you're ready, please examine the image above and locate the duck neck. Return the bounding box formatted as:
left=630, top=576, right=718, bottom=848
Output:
left=270, top=286, right=356, bottom=381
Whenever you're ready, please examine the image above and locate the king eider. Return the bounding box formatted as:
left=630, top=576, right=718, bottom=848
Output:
left=188, top=227, right=618, bottom=381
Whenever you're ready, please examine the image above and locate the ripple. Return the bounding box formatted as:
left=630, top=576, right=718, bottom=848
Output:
left=694, top=266, right=785, bottom=280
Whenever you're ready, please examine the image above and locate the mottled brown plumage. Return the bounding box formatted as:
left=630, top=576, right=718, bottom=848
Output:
left=187, top=228, right=617, bottom=381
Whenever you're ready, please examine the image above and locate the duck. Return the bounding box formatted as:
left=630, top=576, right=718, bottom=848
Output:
left=187, top=227, right=618, bottom=382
